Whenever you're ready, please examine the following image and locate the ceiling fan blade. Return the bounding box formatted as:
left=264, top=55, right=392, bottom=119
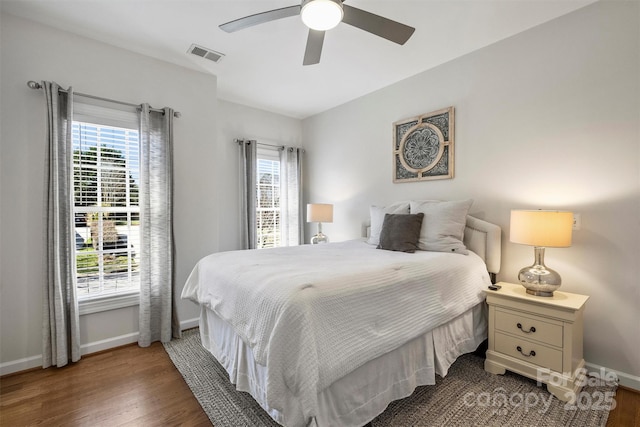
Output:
left=220, top=5, right=301, bottom=33
left=342, top=4, right=415, bottom=45
left=303, top=29, right=325, bottom=66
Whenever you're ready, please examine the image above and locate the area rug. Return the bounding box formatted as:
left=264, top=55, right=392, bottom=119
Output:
left=163, top=329, right=616, bottom=427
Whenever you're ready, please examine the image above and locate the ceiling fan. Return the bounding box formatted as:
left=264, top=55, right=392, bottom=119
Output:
left=219, top=0, right=415, bottom=66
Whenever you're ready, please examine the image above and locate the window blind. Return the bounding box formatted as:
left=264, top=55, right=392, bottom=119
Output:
left=72, top=120, right=140, bottom=298
left=256, top=156, right=281, bottom=249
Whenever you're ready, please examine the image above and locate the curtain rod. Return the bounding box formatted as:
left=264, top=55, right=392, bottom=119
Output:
left=235, top=139, right=284, bottom=150
left=27, top=81, right=181, bottom=118
left=235, top=139, right=305, bottom=153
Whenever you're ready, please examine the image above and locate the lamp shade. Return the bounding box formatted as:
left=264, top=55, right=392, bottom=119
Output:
left=510, top=210, right=573, bottom=248
left=301, top=0, right=343, bottom=31
left=307, top=203, right=333, bottom=223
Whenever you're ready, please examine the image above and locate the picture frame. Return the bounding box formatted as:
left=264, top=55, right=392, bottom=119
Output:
left=393, top=106, right=455, bottom=183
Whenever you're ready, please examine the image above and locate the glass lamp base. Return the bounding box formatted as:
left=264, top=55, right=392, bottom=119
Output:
left=310, top=232, right=328, bottom=244
left=518, top=265, right=561, bottom=297
left=518, top=247, right=562, bottom=297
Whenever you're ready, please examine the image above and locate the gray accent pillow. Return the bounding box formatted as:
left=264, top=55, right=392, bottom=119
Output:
left=377, top=213, right=424, bottom=253
left=367, top=202, right=410, bottom=245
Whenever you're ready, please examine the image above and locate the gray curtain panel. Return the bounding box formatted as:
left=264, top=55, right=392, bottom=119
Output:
left=138, top=105, right=180, bottom=346
left=42, top=81, right=81, bottom=368
left=239, top=139, right=257, bottom=250
left=279, top=147, right=304, bottom=246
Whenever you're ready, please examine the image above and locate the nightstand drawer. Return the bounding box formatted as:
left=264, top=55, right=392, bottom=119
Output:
left=495, top=332, right=563, bottom=373
left=495, top=308, right=563, bottom=347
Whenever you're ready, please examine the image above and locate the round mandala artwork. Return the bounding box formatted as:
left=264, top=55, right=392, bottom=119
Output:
left=402, top=127, right=442, bottom=170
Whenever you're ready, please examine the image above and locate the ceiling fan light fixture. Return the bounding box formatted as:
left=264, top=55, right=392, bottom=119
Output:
left=301, top=0, right=343, bottom=31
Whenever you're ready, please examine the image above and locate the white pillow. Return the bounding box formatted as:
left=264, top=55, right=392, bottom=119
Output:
left=409, top=199, right=473, bottom=254
left=367, top=202, right=410, bottom=245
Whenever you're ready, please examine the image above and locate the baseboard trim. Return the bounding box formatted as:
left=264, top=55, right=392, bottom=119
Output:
left=1, top=317, right=201, bottom=376
left=180, top=317, right=199, bottom=330
left=0, top=355, right=43, bottom=376
left=585, top=361, right=640, bottom=392
left=80, top=332, right=139, bottom=355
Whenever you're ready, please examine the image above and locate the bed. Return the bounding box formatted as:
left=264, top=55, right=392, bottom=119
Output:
left=182, top=204, right=501, bottom=427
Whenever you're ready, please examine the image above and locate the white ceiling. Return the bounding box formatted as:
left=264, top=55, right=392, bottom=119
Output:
left=1, top=0, right=596, bottom=119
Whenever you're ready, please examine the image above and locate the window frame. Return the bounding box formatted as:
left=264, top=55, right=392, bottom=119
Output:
left=256, top=146, right=282, bottom=249
left=72, top=97, right=141, bottom=315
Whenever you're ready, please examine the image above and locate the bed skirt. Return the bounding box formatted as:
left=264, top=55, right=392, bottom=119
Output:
left=198, top=302, right=487, bottom=427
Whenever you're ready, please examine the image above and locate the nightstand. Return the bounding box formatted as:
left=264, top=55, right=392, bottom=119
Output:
left=484, top=282, right=589, bottom=403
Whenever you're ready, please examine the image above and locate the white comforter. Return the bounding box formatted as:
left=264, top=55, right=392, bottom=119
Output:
left=181, top=239, right=490, bottom=424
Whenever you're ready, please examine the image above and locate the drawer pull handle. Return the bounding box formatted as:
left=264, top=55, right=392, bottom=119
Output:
left=517, top=323, right=536, bottom=333
left=516, top=346, right=536, bottom=357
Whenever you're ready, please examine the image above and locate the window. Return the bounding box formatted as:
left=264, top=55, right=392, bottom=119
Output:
left=72, top=101, right=140, bottom=304
left=241, top=141, right=302, bottom=249
left=256, top=147, right=281, bottom=249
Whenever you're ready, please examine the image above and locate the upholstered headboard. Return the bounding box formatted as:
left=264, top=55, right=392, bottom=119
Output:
left=363, top=214, right=501, bottom=278
left=463, top=215, right=501, bottom=277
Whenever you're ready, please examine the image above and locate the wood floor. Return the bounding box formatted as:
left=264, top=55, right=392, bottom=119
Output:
left=606, top=386, right=640, bottom=427
left=0, top=342, right=210, bottom=426
left=1, top=341, right=638, bottom=427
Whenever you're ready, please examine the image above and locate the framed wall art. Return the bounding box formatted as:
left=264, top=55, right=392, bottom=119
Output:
left=393, top=107, right=455, bottom=183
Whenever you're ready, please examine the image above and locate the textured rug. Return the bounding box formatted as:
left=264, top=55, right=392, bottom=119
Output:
left=163, top=329, right=616, bottom=427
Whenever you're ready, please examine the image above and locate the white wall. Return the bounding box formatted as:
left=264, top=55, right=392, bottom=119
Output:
left=0, top=13, right=222, bottom=370
left=302, top=1, right=639, bottom=385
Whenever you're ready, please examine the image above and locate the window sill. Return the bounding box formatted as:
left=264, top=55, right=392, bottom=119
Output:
left=79, top=292, right=139, bottom=315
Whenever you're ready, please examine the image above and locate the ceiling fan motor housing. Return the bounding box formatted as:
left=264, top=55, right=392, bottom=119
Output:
left=301, top=0, right=344, bottom=31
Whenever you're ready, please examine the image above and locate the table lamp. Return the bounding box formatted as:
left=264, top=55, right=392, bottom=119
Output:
left=510, top=209, right=573, bottom=296
left=307, top=203, right=333, bottom=244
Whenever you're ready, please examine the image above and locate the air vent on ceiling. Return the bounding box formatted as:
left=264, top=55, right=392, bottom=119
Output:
left=187, top=44, right=225, bottom=63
